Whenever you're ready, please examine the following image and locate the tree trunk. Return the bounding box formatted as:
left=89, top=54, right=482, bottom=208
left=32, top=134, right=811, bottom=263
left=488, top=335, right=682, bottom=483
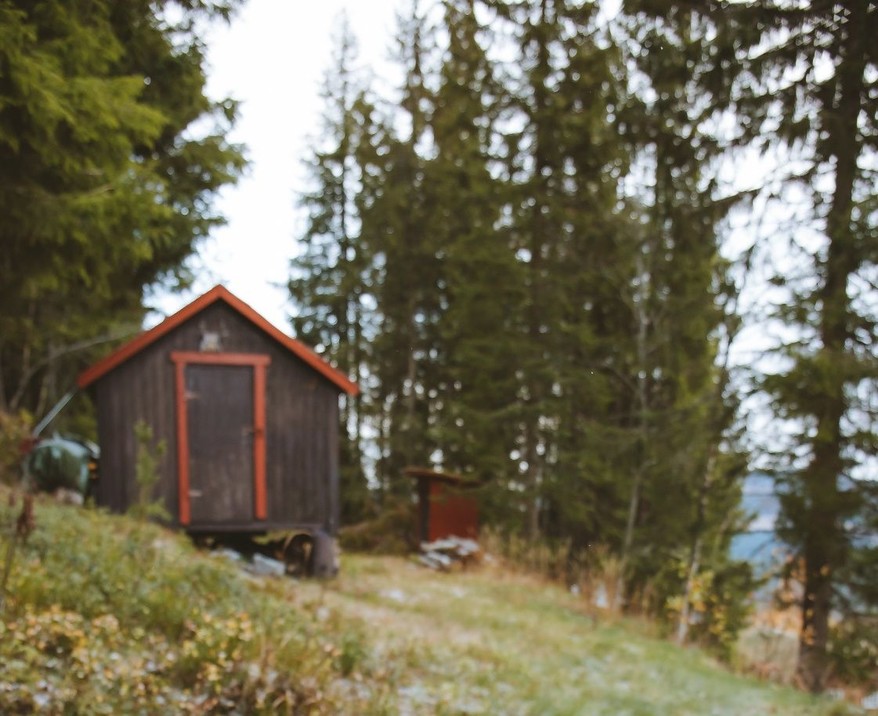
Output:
left=404, top=322, right=417, bottom=468
left=616, top=249, right=651, bottom=609
left=795, top=2, right=866, bottom=692
left=0, top=350, right=7, bottom=412
left=677, top=451, right=715, bottom=645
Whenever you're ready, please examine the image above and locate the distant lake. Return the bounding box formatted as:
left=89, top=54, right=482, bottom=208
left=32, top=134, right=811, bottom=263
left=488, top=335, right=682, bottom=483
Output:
left=731, top=473, right=789, bottom=578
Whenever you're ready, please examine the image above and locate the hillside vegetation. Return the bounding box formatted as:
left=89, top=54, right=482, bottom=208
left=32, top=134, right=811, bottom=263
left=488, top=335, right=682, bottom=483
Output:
left=0, top=489, right=852, bottom=715
left=4, top=0, right=876, bottom=694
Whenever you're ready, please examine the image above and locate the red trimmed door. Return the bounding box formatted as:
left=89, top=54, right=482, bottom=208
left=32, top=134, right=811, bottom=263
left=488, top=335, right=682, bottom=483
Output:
left=186, top=364, right=254, bottom=523
left=172, top=352, right=269, bottom=526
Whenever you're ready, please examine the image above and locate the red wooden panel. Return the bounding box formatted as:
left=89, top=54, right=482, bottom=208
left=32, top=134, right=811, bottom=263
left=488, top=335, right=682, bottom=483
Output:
left=175, top=360, right=191, bottom=525
left=253, top=362, right=267, bottom=520
left=171, top=351, right=271, bottom=367
left=428, top=482, right=479, bottom=541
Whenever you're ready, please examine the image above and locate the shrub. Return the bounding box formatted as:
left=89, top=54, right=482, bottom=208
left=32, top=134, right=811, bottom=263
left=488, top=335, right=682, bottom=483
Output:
left=0, top=410, right=31, bottom=486
left=479, top=527, right=573, bottom=581
left=0, top=490, right=358, bottom=713
left=128, top=420, right=170, bottom=522
left=662, top=557, right=757, bottom=660
left=828, top=617, right=878, bottom=690
left=338, top=498, right=415, bottom=555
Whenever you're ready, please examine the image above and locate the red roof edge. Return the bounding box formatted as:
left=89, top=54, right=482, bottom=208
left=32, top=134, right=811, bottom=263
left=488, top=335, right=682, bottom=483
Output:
left=402, top=466, right=477, bottom=486
left=76, top=285, right=359, bottom=395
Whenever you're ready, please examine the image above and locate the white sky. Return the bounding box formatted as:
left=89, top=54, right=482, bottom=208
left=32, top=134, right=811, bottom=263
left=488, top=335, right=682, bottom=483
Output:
left=148, top=0, right=403, bottom=330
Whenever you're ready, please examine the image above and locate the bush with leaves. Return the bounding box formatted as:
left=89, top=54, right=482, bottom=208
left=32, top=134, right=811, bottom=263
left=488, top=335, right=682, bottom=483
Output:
left=0, top=411, right=30, bottom=486
left=660, top=555, right=757, bottom=660
left=827, top=617, right=878, bottom=691
left=0, top=486, right=387, bottom=713
left=128, top=420, right=170, bottom=522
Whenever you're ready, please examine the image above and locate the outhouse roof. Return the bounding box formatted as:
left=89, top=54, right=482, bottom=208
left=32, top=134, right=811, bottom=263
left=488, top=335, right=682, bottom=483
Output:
left=403, top=466, right=477, bottom=486
left=77, top=285, right=359, bottom=395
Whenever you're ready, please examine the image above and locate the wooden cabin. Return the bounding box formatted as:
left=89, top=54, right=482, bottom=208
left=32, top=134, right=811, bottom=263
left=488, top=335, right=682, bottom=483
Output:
left=77, top=286, right=358, bottom=561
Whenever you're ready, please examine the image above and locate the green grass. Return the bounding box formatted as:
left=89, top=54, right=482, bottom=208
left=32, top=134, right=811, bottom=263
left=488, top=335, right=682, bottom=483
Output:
left=0, top=489, right=856, bottom=715
left=0, top=488, right=378, bottom=714
left=298, top=557, right=851, bottom=715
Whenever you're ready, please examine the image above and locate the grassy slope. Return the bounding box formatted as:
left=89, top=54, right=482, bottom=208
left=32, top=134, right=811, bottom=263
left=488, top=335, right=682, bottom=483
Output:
left=0, top=491, right=851, bottom=715
left=298, top=557, right=844, bottom=716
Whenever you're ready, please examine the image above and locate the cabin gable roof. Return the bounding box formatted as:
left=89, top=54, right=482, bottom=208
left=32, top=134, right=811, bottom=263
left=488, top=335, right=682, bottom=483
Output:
left=77, top=285, right=358, bottom=395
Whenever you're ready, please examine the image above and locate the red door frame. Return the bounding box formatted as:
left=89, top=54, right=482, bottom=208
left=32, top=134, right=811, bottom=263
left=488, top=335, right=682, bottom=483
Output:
left=171, top=351, right=270, bottom=526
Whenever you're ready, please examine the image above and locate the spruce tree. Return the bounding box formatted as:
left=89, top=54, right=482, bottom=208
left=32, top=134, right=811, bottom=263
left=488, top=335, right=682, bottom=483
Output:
left=0, top=0, right=245, bottom=418
left=629, top=0, right=878, bottom=687
left=712, top=0, right=878, bottom=691
left=289, top=17, right=379, bottom=523
left=490, top=0, right=634, bottom=547
left=426, top=0, right=522, bottom=487
left=616, top=1, right=750, bottom=634
left=359, top=0, right=448, bottom=496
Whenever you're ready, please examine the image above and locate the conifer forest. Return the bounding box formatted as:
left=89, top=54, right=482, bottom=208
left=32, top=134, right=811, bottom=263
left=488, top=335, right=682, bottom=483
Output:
left=0, top=0, right=876, bottom=695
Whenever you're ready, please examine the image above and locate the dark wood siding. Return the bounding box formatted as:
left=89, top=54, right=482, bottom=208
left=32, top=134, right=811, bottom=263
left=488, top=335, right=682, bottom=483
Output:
left=94, top=333, right=177, bottom=515
left=264, top=343, right=341, bottom=531
left=90, top=301, right=342, bottom=533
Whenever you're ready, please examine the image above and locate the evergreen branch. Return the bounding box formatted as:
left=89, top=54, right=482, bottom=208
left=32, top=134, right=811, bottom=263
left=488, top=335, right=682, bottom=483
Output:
left=9, top=326, right=140, bottom=412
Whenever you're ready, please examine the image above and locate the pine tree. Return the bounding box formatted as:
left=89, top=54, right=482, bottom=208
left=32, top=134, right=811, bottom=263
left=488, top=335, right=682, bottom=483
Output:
left=489, top=0, right=634, bottom=547
left=0, top=0, right=245, bottom=419
left=616, top=1, right=750, bottom=634
left=426, top=0, right=522, bottom=487
left=289, top=16, right=380, bottom=524
left=711, top=0, right=878, bottom=691
left=360, top=0, right=446, bottom=496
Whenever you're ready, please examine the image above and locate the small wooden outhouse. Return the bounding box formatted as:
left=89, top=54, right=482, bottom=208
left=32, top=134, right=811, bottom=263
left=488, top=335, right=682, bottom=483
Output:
left=77, top=285, right=357, bottom=546
left=405, top=467, right=479, bottom=543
